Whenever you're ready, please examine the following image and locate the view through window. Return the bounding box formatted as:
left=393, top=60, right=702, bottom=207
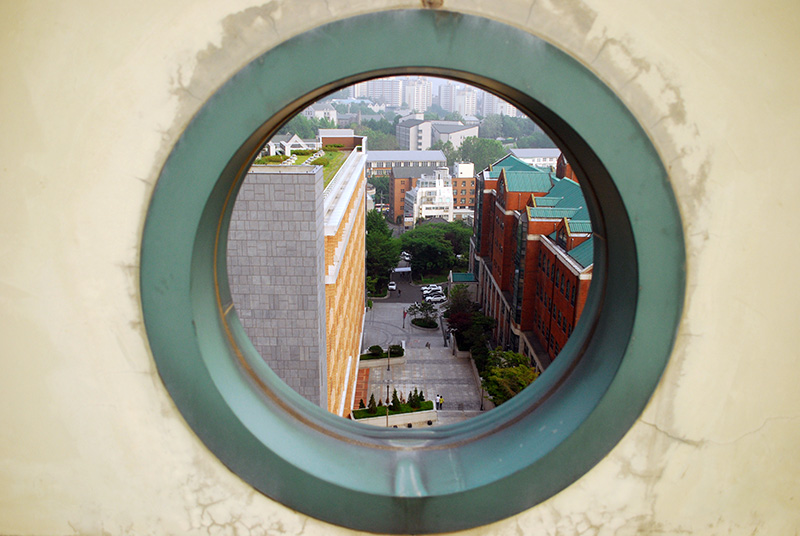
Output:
left=226, top=76, right=593, bottom=426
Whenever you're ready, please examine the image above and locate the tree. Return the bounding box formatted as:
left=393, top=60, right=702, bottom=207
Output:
left=441, top=220, right=472, bottom=256
left=458, top=137, right=507, bottom=172
left=390, top=388, right=401, bottom=412
left=277, top=114, right=336, bottom=139
left=406, top=301, right=438, bottom=324
left=444, top=111, right=463, bottom=122
left=367, top=394, right=378, bottom=414
left=517, top=132, right=557, bottom=149
left=430, top=139, right=458, bottom=166
left=479, top=348, right=538, bottom=405
left=369, top=175, right=390, bottom=201
left=482, top=364, right=538, bottom=405
left=365, top=210, right=400, bottom=290
left=444, top=284, right=475, bottom=320
left=400, top=223, right=457, bottom=276
left=351, top=124, right=400, bottom=150
left=478, top=114, right=503, bottom=139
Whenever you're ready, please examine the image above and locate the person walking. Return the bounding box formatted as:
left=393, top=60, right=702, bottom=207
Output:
left=435, top=394, right=440, bottom=410
left=439, top=396, right=444, bottom=410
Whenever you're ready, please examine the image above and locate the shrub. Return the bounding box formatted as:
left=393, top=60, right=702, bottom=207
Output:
left=411, top=317, right=437, bottom=329
left=359, top=398, right=365, bottom=409
left=390, top=389, right=401, bottom=412
left=308, top=155, right=331, bottom=166
left=255, top=154, right=288, bottom=164
left=367, top=394, right=377, bottom=414
left=388, top=344, right=404, bottom=357
left=369, top=345, right=383, bottom=356
left=322, top=143, right=344, bottom=151
left=292, top=149, right=316, bottom=155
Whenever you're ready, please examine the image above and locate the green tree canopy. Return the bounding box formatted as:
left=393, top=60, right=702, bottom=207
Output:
left=517, top=131, right=557, bottom=149
left=482, top=364, right=538, bottom=405
left=349, top=124, right=400, bottom=150
left=458, top=137, right=507, bottom=173
left=369, top=175, right=390, bottom=202
left=406, top=301, right=438, bottom=324
left=277, top=114, right=336, bottom=139
left=478, top=114, right=503, bottom=139
left=365, top=210, right=400, bottom=290
left=480, top=347, right=538, bottom=405
left=430, top=139, right=458, bottom=167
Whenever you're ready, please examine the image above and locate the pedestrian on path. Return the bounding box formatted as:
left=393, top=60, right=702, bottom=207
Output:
left=440, top=396, right=444, bottom=410
left=426, top=341, right=430, bottom=349
left=435, top=394, right=440, bottom=410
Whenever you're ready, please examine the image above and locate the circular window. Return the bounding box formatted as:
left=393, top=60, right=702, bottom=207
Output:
left=141, top=9, right=684, bottom=534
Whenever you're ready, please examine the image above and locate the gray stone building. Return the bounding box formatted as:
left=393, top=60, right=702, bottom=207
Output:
left=226, top=165, right=328, bottom=406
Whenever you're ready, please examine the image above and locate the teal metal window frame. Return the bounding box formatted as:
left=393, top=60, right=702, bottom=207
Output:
left=140, top=9, right=684, bottom=534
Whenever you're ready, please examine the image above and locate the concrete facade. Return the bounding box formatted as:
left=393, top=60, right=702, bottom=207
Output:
left=3, top=2, right=800, bottom=535
left=227, top=146, right=366, bottom=416
left=227, top=166, right=328, bottom=406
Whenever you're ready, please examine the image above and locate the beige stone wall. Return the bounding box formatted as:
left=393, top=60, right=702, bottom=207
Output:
left=2, top=1, right=799, bottom=534
left=324, top=170, right=366, bottom=415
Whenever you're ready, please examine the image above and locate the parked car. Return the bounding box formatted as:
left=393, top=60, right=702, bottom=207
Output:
left=388, top=281, right=397, bottom=291
left=422, top=285, right=442, bottom=294
left=401, top=251, right=411, bottom=261
left=425, top=294, right=447, bottom=304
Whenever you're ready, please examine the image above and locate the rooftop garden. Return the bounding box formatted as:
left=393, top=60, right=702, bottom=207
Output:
left=253, top=145, right=350, bottom=188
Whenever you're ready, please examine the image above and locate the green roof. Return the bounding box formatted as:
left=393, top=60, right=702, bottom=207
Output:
left=486, top=155, right=537, bottom=176
left=568, top=220, right=593, bottom=233
left=534, top=197, right=562, bottom=207
left=568, top=237, right=594, bottom=268
left=451, top=273, right=477, bottom=282
left=504, top=171, right=553, bottom=193
left=527, top=207, right=579, bottom=219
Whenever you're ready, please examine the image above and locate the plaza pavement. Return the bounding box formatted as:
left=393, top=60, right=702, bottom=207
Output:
left=361, top=283, right=491, bottom=426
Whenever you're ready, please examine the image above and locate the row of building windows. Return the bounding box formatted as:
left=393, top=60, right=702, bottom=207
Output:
left=539, top=249, right=578, bottom=306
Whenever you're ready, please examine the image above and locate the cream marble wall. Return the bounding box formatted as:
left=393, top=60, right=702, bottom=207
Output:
left=1, top=1, right=798, bottom=534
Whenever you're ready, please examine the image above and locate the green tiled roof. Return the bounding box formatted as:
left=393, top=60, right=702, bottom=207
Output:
left=568, top=237, right=594, bottom=268
left=567, top=220, right=593, bottom=233
left=451, top=273, right=477, bottom=282
left=534, top=197, right=561, bottom=207
left=527, top=207, right=579, bottom=219
left=486, top=155, right=536, bottom=176
left=504, top=171, right=553, bottom=192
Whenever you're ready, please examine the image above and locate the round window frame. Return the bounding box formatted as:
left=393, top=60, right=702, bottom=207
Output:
left=141, top=9, right=684, bottom=535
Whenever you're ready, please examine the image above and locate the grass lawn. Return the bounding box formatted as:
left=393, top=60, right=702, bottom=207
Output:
left=322, top=150, right=347, bottom=188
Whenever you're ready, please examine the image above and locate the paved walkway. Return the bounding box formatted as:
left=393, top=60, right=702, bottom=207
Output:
left=361, top=300, right=487, bottom=425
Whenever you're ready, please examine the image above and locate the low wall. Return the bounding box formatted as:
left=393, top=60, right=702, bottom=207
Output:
left=351, top=409, right=438, bottom=428
left=358, top=356, right=407, bottom=368
left=451, top=338, right=471, bottom=359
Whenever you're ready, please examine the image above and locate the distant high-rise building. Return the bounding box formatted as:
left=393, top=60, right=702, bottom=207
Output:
left=480, top=90, right=518, bottom=117
left=439, top=82, right=477, bottom=117
left=363, top=77, right=404, bottom=107
left=404, top=77, right=432, bottom=112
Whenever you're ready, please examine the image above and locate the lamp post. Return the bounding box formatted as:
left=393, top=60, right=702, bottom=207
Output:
left=386, top=383, right=390, bottom=428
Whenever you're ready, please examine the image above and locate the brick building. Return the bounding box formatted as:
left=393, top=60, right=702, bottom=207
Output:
left=387, top=166, right=431, bottom=223
left=365, top=150, right=446, bottom=178
left=471, top=154, right=592, bottom=371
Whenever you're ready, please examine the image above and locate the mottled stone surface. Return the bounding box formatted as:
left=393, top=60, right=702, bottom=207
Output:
left=227, top=166, right=327, bottom=406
